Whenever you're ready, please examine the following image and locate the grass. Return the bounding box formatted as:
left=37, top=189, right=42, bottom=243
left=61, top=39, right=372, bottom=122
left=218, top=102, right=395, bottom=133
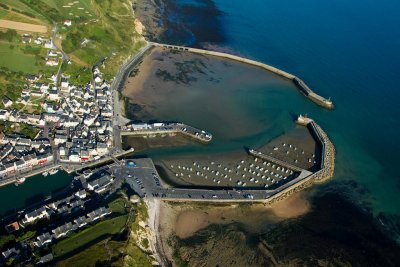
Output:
left=108, top=197, right=129, bottom=215
left=55, top=239, right=125, bottom=267
left=124, top=244, right=153, bottom=267
left=1, top=0, right=49, bottom=24
left=60, top=0, right=145, bottom=83
left=0, top=42, right=52, bottom=74
left=41, top=0, right=95, bottom=20
left=0, top=8, right=44, bottom=25
left=52, top=215, right=128, bottom=257
left=0, top=43, right=38, bottom=73
left=0, top=122, right=40, bottom=139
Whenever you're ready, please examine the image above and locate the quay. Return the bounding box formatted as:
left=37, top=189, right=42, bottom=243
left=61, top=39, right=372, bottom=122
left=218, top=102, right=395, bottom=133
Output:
left=61, top=148, right=135, bottom=174
left=0, top=163, right=60, bottom=187
left=150, top=42, right=334, bottom=109
left=121, top=122, right=212, bottom=143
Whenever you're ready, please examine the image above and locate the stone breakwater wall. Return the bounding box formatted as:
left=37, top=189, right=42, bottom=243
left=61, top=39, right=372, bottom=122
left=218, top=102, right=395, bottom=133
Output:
left=151, top=42, right=334, bottom=109
left=265, top=121, right=335, bottom=205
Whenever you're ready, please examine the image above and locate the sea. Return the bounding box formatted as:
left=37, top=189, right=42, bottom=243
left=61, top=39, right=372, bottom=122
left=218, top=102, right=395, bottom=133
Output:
left=135, top=0, right=400, bottom=240
left=1, top=0, right=399, bottom=246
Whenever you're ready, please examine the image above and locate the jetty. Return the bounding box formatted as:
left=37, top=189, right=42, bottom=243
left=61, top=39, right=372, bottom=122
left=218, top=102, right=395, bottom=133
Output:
left=121, top=122, right=212, bottom=143
left=150, top=42, right=334, bottom=109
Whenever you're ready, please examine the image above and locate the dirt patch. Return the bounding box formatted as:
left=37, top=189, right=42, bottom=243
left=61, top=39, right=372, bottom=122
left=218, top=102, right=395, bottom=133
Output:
left=0, top=19, right=47, bottom=33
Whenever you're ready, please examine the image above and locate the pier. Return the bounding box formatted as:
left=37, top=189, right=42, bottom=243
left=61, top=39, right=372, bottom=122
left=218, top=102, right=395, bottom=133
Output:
left=121, top=122, right=212, bottom=143
left=150, top=42, right=334, bottom=109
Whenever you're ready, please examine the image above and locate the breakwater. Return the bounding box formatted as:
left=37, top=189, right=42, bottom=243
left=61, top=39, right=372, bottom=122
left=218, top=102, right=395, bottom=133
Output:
left=121, top=122, right=212, bottom=143
left=265, top=119, right=335, bottom=205
left=150, top=42, right=334, bottom=109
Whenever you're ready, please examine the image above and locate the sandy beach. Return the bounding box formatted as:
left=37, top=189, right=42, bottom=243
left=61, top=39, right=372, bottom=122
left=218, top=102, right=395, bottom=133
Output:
left=151, top=191, right=310, bottom=264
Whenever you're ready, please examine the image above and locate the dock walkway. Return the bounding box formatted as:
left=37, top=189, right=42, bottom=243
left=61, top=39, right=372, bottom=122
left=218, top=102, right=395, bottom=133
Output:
left=121, top=122, right=212, bottom=143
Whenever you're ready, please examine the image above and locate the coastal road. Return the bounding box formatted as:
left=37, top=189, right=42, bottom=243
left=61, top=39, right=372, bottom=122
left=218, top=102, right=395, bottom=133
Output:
left=110, top=43, right=153, bottom=151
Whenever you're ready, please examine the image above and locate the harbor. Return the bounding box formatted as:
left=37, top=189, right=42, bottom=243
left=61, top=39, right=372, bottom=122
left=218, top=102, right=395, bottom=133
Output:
left=121, top=122, right=212, bottom=143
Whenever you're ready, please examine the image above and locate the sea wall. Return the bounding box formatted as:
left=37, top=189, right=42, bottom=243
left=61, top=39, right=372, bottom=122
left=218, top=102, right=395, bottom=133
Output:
left=265, top=121, right=335, bottom=205
left=152, top=42, right=334, bottom=109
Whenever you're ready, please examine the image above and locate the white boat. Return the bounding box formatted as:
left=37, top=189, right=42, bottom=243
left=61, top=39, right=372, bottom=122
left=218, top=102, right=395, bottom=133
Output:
left=15, top=177, right=26, bottom=186
left=42, top=171, right=49, bottom=177
left=49, top=169, right=59, bottom=175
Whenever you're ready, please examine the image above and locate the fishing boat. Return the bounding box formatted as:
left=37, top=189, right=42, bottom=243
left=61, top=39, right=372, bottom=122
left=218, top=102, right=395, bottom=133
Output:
left=49, top=168, right=59, bottom=175
left=82, top=170, right=93, bottom=179
left=14, top=177, right=25, bottom=186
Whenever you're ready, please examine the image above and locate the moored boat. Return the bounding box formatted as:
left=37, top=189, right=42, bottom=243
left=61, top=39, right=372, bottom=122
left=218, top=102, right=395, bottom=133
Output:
left=14, top=177, right=26, bottom=186
left=49, top=168, right=59, bottom=175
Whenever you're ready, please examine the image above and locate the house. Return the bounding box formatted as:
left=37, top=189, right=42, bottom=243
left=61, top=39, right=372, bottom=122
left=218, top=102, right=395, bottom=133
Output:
left=52, top=222, right=76, bottom=239
left=0, top=165, right=7, bottom=177
left=54, top=135, right=68, bottom=145
left=1, top=247, right=20, bottom=259
left=61, top=77, right=69, bottom=88
left=47, top=89, right=60, bottom=101
left=14, top=159, right=26, bottom=171
left=34, top=232, right=53, bottom=247
left=4, top=162, right=16, bottom=174
left=2, top=96, right=13, bottom=108
left=87, top=175, right=113, bottom=191
left=44, top=40, right=54, bottom=49
left=86, top=207, right=111, bottom=222
left=73, top=216, right=87, bottom=228
left=96, top=143, right=108, bottom=154
left=0, top=109, right=10, bottom=120
left=46, top=58, right=58, bottom=66
left=37, top=153, right=53, bottom=165
left=47, top=50, right=58, bottom=57
left=5, top=221, right=20, bottom=233
left=75, top=190, right=87, bottom=199
left=26, top=74, right=39, bottom=83
left=64, top=20, right=72, bottom=26
left=23, top=207, right=49, bottom=224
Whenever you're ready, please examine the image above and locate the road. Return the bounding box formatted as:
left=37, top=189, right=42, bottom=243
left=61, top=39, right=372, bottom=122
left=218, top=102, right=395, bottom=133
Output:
left=110, top=43, right=153, bottom=151
left=52, top=24, right=69, bottom=87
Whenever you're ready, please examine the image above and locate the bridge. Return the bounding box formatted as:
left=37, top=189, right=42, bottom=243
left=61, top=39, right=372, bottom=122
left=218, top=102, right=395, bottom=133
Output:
left=150, top=42, right=334, bottom=109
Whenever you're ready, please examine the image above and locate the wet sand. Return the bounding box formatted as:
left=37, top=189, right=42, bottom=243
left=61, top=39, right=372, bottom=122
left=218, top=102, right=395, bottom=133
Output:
left=158, top=191, right=310, bottom=241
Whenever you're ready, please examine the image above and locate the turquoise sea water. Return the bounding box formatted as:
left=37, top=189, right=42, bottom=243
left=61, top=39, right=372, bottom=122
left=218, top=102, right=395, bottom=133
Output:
left=210, top=0, right=400, bottom=216
left=148, top=0, right=400, bottom=218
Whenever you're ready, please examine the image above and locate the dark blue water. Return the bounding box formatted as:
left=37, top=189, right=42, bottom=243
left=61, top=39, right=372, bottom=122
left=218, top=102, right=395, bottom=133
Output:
left=141, top=0, right=400, bottom=231
left=209, top=0, right=400, bottom=216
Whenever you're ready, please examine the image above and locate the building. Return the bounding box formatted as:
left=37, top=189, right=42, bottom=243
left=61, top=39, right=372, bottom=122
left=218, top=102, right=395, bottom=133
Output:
left=2, top=96, right=13, bottom=108
left=87, top=175, right=113, bottom=191
left=34, top=232, right=52, bottom=247
left=52, top=222, right=76, bottom=239
left=23, top=207, right=49, bottom=224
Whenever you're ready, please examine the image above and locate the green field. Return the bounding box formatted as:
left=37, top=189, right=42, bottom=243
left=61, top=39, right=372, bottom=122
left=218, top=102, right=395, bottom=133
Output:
left=1, top=0, right=49, bottom=23
left=52, top=215, right=128, bottom=257
left=41, top=0, right=95, bottom=20
left=0, top=43, right=38, bottom=73
left=0, top=42, right=52, bottom=73
left=55, top=239, right=125, bottom=267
